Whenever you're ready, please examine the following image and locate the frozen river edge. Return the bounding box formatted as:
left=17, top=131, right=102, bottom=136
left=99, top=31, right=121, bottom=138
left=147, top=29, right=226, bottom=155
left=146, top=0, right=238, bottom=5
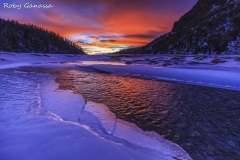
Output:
left=0, top=70, right=191, bottom=160
left=0, top=53, right=192, bottom=160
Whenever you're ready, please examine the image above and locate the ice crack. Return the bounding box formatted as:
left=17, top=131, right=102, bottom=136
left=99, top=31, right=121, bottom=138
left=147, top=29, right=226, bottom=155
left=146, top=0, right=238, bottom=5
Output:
left=111, top=118, right=117, bottom=135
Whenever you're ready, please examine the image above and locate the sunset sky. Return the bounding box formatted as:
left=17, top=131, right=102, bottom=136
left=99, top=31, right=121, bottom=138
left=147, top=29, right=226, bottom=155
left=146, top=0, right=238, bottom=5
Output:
left=0, top=0, right=197, bottom=54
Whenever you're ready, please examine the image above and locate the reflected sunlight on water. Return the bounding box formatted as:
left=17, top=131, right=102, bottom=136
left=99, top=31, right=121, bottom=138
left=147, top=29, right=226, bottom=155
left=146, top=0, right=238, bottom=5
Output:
left=67, top=61, right=126, bottom=66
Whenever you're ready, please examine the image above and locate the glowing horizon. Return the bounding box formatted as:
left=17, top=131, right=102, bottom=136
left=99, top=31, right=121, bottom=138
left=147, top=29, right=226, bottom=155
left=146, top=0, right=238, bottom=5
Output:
left=0, top=0, right=197, bottom=55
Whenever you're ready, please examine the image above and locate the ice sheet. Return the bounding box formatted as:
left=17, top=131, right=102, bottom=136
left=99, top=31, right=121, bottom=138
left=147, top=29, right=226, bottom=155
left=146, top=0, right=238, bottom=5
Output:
left=89, top=64, right=240, bottom=91
left=39, top=76, right=85, bottom=122
left=79, top=102, right=116, bottom=134
left=0, top=114, right=164, bottom=160
left=78, top=102, right=191, bottom=159
left=113, top=119, right=192, bottom=160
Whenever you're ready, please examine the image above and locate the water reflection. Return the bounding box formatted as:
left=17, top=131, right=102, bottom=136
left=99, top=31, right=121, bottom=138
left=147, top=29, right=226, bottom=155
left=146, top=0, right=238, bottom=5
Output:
left=67, top=60, right=126, bottom=66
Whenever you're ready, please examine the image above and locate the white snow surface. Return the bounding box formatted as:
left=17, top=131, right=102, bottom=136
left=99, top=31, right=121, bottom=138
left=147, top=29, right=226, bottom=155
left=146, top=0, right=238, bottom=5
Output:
left=0, top=52, right=107, bottom=69
left=0, top=52, right=193, bottom=160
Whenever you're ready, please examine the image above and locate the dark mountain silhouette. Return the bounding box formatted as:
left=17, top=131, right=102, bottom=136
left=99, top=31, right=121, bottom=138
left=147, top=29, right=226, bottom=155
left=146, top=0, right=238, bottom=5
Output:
left=0, top=18, right=85, bottom=54
left=117, top=0, right=240, bottom=54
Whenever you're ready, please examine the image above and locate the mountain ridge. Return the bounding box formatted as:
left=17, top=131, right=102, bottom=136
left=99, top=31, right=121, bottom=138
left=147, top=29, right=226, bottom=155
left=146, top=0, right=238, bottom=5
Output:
left=116, top=0, right=240, bottom=54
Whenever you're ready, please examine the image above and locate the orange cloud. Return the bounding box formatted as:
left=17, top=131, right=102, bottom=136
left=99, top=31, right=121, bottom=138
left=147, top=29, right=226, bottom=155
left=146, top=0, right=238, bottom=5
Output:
left=0, top=0, right=198, bottom=54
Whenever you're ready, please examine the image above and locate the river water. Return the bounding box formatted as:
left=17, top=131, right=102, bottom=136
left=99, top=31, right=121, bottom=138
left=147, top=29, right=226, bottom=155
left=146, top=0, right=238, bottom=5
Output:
left=19, top=67, right=240, bottom=160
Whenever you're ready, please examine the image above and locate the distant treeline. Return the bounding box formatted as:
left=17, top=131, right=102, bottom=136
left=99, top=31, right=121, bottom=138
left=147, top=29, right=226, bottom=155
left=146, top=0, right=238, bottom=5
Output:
left=0, top=18, right=85, bottom=54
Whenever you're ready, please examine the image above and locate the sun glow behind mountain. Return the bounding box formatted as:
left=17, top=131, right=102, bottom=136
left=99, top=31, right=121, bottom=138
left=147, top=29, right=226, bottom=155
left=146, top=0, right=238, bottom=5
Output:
left=0, top=0, right=197, bottom=54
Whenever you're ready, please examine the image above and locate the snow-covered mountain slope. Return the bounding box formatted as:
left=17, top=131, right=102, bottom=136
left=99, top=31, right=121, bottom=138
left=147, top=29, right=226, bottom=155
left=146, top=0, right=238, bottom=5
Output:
left=117, top=0, right=240, bottom=54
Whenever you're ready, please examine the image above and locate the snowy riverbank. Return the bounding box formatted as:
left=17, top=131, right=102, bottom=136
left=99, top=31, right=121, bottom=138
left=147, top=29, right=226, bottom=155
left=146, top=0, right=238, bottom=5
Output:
left=77, top=54, right=240, bottom=91
left=0, top=52, right=193, bottom=159
left=1, top=52, right=240, bottom=91
left=1, top=52, right=240, bottom=159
